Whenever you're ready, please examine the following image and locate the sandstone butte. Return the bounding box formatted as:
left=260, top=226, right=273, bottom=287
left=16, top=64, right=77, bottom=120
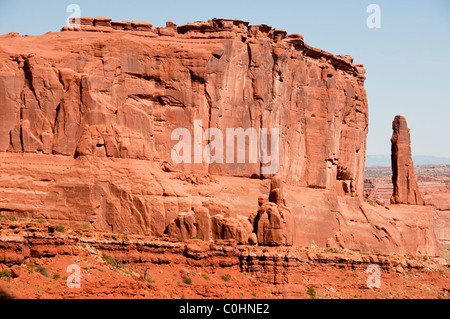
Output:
left=0, top=17, right=440, bottom=258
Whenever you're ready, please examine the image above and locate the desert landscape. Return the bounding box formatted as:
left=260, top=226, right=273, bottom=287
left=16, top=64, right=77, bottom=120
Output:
left=0, top=16, right=448, bottom=299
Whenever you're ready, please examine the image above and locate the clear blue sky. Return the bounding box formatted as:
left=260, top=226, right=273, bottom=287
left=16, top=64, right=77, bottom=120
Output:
left=1, top=0, right=449, bottom=157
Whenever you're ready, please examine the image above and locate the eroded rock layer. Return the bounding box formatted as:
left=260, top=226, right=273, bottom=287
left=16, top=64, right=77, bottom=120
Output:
left=0, top=18, right=368, bottom=195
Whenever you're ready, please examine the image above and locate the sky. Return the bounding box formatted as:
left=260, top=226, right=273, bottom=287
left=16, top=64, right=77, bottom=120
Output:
left=0, top=0, right=449, bottom=157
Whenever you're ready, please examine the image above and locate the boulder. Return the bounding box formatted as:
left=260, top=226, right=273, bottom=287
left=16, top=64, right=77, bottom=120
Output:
left=94, top=17, right=112, bottom=27
left=269, top=173, right=284, bottom=205
left=131, top=21, right=153, bottom=31
left=166, top=211, right=197, bottom=241
left=111, top=21, right=132, bottom=31
left=210, top=214, right=252, bottom=245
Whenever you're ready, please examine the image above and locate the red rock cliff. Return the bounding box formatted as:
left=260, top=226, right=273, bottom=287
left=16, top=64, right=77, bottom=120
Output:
left=0, top=18, right=439, bottom=256
left=0, top=18, right=368, bottom=195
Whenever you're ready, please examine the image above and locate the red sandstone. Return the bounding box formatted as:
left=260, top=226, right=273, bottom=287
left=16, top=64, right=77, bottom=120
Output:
left=0, top=17, right=440, bottom=267
left=391, top=116, right=426, bottom=205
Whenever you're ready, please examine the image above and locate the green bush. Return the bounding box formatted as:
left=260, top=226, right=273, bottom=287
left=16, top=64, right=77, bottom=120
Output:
left=55, top=225, right=65, bottom=233
left=145, top=275, right=155, bottom=284
left=307, top=287, right=317, bottom=299
left=221, top=274, right=231, bottom=282
left=53, top=273, right=60, bottom=280
left=0, top=269, right=12, bottom=282
left=8, top=216, right=16, bottom=222
left=36, top=265, right=49, bottom=278
left=102, top=253, right=120, bottom=268
left=324, top=248, right=339, bottom=254
left=182, top=277, right=192, bottom=285
left=201, top=273, right=210, bottom=281
left=28, top=260, right=36, bottom=273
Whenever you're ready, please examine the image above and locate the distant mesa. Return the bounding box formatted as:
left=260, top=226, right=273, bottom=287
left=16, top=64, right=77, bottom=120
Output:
left=366, top=155, right=450, bottom=167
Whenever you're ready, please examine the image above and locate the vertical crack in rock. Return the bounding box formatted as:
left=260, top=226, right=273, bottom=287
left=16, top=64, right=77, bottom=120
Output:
left=22, top=59, right=39, bottom=109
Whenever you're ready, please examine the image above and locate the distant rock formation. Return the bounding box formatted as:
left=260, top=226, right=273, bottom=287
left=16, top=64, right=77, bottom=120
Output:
left=390, top=115, right=426, bottom=205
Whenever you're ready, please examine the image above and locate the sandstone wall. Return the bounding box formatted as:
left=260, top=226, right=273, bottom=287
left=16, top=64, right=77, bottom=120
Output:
left=0, top=18, right=368, bottom=196
left=0, top=19, right=439, bottom=256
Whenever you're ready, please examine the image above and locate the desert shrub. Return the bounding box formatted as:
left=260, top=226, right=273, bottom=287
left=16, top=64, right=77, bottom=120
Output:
left=55, top=225, right=65, bottom=233
left=221, top=274, right=231, bottom=282
left=36, top=265, right=49, bottom=278
left=182, top=277, right=192, bottom=285
left=145, top=275, right=155, bottom=284
left=102, top=253, right=121, bottom=268
left=28, top=260, right=36, bottom=273
left=53, top=273, right=60, bottom=280
left=324, top=248, right=339, bottom=254
left=307, top=287, right=317, bottom=299
left=0, top=269, right=12, bottom=282
left=201, top=273, right=210, bottom=281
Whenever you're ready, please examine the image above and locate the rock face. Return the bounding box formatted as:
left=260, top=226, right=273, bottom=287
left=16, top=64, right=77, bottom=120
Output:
left=166, top=206, right=253, bottom=245
left=0, top=18, right=439, bottom=256
left=391, top=116, right=426, bottom=205
left=0, top=17, right=368, bottom=195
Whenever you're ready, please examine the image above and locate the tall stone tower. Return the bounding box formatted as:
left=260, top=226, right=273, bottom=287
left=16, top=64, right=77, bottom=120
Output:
left=390, top=115, right=426, bottom=205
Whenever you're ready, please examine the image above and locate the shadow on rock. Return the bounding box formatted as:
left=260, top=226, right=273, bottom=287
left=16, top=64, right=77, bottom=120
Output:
left=0, top=287, right=14, bottom=299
